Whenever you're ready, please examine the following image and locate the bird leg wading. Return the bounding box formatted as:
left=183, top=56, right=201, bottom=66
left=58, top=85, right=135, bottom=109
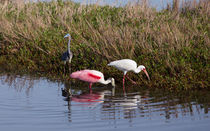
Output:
left=64, top=63, right=66, bottom=75
left=68, top=63, right=71, bottom=73
left=89, top=83, right=93, bottom=93
left=123, top=75, right=125, bottom=86
left=123, top=75, right=126, bottom=91
left=126, top=74, right=137, bottom=84
left=89, top=83, right=92, bottom=89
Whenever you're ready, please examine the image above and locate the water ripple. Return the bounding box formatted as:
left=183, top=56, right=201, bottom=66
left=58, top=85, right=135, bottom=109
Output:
left=0, top=74, right=209, bottom=131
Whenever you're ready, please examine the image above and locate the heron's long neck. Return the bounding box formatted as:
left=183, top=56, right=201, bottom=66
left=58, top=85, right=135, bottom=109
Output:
left=67, top=38, right=71, bottom=54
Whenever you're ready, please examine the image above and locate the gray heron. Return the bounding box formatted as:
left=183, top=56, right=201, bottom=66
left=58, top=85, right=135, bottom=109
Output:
left=61, top=33, right=73, bottom=74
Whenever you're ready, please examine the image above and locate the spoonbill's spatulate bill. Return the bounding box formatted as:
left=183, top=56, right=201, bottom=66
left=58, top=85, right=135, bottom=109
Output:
left=108, top=59, right=150, bottom=87
left=70, top=69, right=115, bottom=89
left=61, top=33, right=73, bottom=74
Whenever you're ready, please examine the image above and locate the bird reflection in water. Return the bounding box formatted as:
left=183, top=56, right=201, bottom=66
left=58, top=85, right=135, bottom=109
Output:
left=62, top=85, right=112, bottom=122
left=62, top=82, right=113, bottom=104
left=62, top=84, right=145, bottom=123
left=62, top=87, right=107, bottom=106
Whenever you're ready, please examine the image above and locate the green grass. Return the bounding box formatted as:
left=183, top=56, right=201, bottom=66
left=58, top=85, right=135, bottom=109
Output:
left=0, top=0, right=209, bottom=90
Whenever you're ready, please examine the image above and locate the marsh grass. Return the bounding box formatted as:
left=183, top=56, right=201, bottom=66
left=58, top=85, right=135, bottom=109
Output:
left=0, top=0, right=209, bottom=89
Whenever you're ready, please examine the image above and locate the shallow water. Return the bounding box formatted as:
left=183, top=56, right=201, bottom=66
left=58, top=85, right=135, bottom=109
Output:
left=0, top=73, right=209, bottom=131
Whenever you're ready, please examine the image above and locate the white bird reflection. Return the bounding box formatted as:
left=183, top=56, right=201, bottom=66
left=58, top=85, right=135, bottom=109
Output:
left=62, top=85, right=145, bottom=122
left=62, top=85, right=143, bottom=109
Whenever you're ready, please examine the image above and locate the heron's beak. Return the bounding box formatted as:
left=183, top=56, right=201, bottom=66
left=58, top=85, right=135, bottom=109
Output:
left=143, top=69, right=150, bottom=81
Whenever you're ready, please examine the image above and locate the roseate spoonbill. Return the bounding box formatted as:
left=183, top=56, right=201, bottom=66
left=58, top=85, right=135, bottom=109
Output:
left=70, top=69, right=115, bottom=89
left=108, top=59, right=150, bottom=86
left=61, top=33, right=73, bottom=74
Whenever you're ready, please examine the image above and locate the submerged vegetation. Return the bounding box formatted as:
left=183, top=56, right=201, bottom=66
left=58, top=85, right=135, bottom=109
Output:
left=0, top=0, right=209, bottom=90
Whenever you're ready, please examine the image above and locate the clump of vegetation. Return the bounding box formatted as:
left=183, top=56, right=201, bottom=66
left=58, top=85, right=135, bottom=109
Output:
left=0, top=0, right=209, bottom=90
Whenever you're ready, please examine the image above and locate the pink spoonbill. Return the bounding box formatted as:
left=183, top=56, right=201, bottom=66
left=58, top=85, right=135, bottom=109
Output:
left=108, top=59, right=150, bottom=86
left=70, top=69, right=115, bottom=90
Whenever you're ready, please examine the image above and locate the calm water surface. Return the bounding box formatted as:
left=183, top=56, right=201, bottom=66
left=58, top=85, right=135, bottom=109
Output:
left=0, top=73, right=209, bottom=131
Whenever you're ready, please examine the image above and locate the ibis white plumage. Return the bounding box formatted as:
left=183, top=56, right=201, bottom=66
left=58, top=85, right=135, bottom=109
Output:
left=108, top=59, right=150, bottom=87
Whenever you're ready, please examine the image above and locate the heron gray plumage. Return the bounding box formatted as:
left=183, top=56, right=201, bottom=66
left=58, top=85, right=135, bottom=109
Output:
left=61, top=33, right=73, bottom=74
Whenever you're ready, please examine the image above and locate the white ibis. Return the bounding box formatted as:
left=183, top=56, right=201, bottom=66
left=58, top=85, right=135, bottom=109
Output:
left=108, top=59, right=150, bottom=87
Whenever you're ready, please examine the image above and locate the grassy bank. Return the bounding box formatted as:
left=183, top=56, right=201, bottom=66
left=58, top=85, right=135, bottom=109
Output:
left=0, top=0, right=209, bottom=90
